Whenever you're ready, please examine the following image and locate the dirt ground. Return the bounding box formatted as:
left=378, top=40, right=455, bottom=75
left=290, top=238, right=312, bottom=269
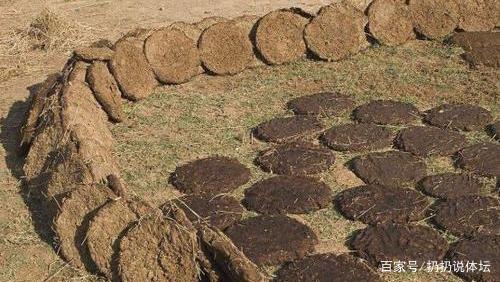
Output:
left=0, top=1, right=498, bottom=282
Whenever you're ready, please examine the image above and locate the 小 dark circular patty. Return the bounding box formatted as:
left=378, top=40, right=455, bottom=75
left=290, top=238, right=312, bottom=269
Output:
left=353, top=100, right=421, bottom=125
left=321, top=123, right=394, bottom=152
left=418, top=173, right=483, bottom=199
left=424, top=104, right=493, bottom=131
left=286, top=92, right=355, bottom=116
left=395, top=126, right=467, bottom=157
left=243, top=175, right=332, bottom=214
left=253, top=116, right=323, bottom=143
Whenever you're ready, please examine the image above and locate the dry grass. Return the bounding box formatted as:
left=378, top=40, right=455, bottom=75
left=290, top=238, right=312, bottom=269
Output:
left=110, top=40, right=498, bottom=281
left=0, top=8, right=95, bottom=81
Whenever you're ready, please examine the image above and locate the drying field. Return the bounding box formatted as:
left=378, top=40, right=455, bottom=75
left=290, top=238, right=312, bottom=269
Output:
left=110, top=40, right=499, bottom=281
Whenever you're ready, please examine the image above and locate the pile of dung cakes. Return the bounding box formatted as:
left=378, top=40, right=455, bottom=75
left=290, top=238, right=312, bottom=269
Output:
left=70, top=0, right=498, bottom=125
left=167, top=91, right=499, bottom=281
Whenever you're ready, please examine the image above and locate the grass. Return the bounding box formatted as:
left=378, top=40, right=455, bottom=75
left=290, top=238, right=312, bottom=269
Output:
left=110, top=40, right=498, bottom=281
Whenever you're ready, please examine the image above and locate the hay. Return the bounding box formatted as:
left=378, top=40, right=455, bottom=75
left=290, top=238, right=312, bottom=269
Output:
left=304, top=3, right=368, bottom=61
left=368, top=0, right=414, bottom=46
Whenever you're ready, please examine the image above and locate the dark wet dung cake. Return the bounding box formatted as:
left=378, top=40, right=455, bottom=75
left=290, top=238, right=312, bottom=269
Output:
left=275, top=253, right=382, bottom=282
left=448, top=235, right=500, bottom=282
left=350, top=150, right=427, bottom=187
left=225, top=215, right=318, bottom=266
left=253, top=116, right=324, bottom=143
left=118, top=215, right=198, bottom=281
left=395, top=126, right=467, bottom=157
left=173, top=194, right=244, bottom=230
left=335, top=184, right=430, bottom=225
left=87, top=198, right=156, bottom=280
left=456, top=143, right=500, bottom=177
left=424, top=104, right=493, bottom=131
left=321, top=123, right=394, bottom=152
left=462, top=46, right=500, bottom=68
left=256, top=142, right=335, bottom=176
left=243, top=175, right=332, bottom=214
left=351, top=223, right=449, bottom=266
left=419, top=173, right=483, bottom=199
left=353, top=100, right=420, bottom=125
left=434, top=195, right=499, bottom=238
left=286, top=92, right=355, bottom=116
left=171, top=156, right=251, bottom=195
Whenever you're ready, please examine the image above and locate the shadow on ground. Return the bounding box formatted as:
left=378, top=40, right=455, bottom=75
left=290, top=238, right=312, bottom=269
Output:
left=0, top=81, right=57, bottom=247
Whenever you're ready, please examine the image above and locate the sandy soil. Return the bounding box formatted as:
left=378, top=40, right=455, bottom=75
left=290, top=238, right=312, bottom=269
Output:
left=0, top=1, right=330, bottom=281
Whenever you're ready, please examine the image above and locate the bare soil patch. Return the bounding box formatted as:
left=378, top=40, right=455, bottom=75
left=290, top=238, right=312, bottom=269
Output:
left=225, top=215, right=318, bottom=266
left=243, top=175, right=332, bottom=214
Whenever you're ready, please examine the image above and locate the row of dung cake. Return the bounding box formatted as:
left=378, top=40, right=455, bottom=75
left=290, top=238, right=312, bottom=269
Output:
left=68, top=0, right=500, bottom=125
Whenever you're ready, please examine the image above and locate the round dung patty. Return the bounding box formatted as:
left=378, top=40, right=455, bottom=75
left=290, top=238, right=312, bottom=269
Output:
left=286, top=92, right=355, bottom=116
left=169, top=21, right=202, bottom=41
left=335, top=184, right=430, bottom=225
left=489, top=121, right=500, bottom=140
left=462, top=46, right=500, bottom=68
left=321, top=123, right=394, bottom=152
left=419, top=173, right=483, bottom=199
left=255, top=142, right=335, bottom=176
left=232, top=15, right=264, bottom=68
left=424, top=104, right=493, bottom=131
left=118, top=215, right=198, bottom=281
left=195, top=16, right=228, bottom=31
left=87, top=198, right=157, bottom=280
left=434, top=195, right=499, bottom=238
left=351, top=223, right=449, bottom=266
left=350, top=150, right=427, bottom=187
left=275, top=253, right=382, bottom=282
left=171, top=156, right=251, bottom=195
left=174, top=194, right=243, bottom=230
left=408, top=0, right=459, bottom=40
left=54, top=184, right=114, bottom=270
left=199, top=21, right=254, bottom=75
left=448, top=235, right=500, bottom=282
left=255, top=9, right=310, bottom=65
left=144, top=27, right=200, bottom=84
left=353, top=100, right=421, bottom=125
left=243, top=175, right=332, bottom=214
left=86, top=61, right=124, bottom=123
left=450, top=31, right=500, bottom=51
left=253, top=116, right=324, bottom=143
left=109, top=35, right=158, bottom=101
left=368, top=0, right=414, bottom=46
left=225, top=215, right=318, bottom=266
left=395, top=126, right=467, bottom=157
left=455, top=0, right=496, bottom=32
left=304, top=3, right=368, bottom=61
left=456, top=143, right=500, bottom=177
